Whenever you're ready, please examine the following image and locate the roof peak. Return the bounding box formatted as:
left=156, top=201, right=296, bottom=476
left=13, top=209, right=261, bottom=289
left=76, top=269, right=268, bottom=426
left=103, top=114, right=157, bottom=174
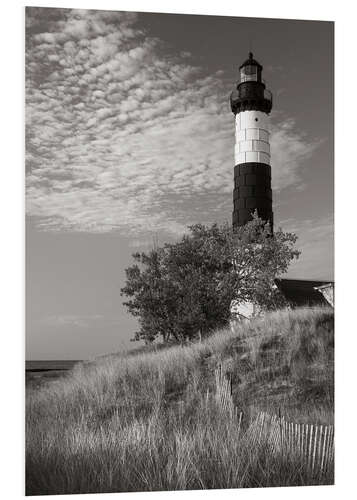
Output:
left=239, top=52, right=262, bottom=70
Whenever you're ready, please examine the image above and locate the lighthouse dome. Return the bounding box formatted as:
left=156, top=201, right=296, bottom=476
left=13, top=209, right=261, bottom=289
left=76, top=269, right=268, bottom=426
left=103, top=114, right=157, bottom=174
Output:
left=239, top=52, right=262, bottom=71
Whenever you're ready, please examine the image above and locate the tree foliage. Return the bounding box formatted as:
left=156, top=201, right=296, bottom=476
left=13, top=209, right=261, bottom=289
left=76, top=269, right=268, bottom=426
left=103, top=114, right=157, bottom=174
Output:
left=121, top=213, right=300, bottom=343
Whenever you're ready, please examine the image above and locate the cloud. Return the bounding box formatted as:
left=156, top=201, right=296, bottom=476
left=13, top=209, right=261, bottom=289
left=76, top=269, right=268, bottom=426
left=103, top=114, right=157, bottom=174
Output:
left=26, top=8, right=320, bottom=237
left=279, top=214, right=334, bottom=279
left=40, top=314, right=102, bottom=328
left=39, top=314, right=124, bottom=329
left=270, top=117, right=321, bottom=191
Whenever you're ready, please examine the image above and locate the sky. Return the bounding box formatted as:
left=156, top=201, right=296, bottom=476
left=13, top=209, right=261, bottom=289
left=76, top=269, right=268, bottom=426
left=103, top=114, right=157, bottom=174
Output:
left=25, top=8, right=334, bottom=360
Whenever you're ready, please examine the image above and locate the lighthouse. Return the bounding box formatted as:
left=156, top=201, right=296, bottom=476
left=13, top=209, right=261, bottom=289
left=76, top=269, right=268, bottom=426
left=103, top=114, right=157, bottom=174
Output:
left=230, top=52, right=273, bottom=229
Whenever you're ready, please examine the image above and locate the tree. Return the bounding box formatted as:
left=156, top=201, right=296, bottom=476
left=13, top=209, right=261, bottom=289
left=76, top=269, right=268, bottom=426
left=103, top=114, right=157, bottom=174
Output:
left=120, top=212, right=300, bottom=343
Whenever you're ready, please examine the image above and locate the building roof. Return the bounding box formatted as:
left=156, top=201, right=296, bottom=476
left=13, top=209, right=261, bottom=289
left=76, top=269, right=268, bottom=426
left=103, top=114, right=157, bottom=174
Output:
left=274, top=279, right=334, bottom=307
left=314, top=283, right=333, bottom=291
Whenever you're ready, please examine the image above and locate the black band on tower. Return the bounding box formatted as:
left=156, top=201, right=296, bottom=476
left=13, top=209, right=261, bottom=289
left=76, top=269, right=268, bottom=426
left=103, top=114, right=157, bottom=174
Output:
left=230, top=82, right=272, bottom=115
left=232, top=162, right=273, bottom=228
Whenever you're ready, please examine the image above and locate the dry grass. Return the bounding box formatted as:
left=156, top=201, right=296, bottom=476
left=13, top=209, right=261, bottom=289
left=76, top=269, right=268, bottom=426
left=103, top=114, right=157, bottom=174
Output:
left=26, top=307, right=334, bottom=495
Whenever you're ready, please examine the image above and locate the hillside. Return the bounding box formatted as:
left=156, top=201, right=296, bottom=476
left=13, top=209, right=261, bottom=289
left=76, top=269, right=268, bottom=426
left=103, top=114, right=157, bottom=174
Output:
left=26, top=307, right=334, bottom=495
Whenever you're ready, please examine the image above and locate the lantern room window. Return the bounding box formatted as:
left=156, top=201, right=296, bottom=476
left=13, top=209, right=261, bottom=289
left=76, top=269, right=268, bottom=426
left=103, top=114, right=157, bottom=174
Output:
left=240, top=64, right=258, bottom=83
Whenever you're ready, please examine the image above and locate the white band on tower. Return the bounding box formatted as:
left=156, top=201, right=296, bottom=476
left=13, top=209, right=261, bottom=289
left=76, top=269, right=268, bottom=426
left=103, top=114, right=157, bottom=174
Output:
left=235, top=110, right=270, bottom=166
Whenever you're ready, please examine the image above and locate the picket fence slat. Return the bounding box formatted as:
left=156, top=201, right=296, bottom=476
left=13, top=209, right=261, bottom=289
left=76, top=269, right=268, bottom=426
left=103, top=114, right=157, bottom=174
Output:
left=320, top=425, right=328, bottom=473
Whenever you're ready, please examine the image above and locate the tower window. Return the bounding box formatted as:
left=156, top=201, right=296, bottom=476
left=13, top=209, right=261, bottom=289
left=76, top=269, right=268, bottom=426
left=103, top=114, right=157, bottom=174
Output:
left=240, top=64, right=258, bottom=83
left=255, top=117, right=258, bottom=122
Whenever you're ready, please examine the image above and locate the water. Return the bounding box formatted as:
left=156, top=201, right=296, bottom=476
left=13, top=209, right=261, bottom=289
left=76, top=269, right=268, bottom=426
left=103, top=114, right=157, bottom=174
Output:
left=26, top=360, right=80, bottom=371
left=26, top=360, right=81, bottom=389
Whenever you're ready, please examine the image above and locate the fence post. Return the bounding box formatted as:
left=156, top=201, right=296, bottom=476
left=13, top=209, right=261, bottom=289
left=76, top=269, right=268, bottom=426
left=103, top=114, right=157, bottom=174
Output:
left=307, top=424, right=313, bottom=472
left=317, top=425, right=323, bottom=475
left=320, top=425, right=328, bottom=474
left=278, top=408, right=284, bottom=456
left=305, top=423, right=309, bottom=465
left=312, top=424, right=318, bottom=473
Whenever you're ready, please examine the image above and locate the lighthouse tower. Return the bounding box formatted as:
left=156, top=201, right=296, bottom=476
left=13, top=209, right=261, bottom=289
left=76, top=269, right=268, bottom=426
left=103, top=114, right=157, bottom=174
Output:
left=230, top=52, right=273, bottom=229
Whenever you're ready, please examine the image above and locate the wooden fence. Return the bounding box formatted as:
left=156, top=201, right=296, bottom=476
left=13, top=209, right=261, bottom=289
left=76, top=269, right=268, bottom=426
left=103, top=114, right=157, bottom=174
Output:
left=245, top=411, right=334, bottom=475
left=214, top=366, right=334, bottom=476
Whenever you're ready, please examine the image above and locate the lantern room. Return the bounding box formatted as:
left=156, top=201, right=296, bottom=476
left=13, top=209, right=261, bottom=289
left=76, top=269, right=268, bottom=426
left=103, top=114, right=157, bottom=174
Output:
left=230, top=52, right=272, bottom=115
left=239, top=52, right=262, bottom=83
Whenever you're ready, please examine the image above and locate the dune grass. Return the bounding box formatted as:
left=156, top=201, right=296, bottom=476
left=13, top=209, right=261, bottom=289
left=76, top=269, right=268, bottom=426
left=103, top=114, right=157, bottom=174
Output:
left=26, top=307, right=334, bottom=495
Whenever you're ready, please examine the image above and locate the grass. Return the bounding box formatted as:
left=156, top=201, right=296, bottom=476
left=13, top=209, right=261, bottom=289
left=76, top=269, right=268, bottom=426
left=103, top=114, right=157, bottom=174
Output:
left=26, top=306, right=334, bottom=495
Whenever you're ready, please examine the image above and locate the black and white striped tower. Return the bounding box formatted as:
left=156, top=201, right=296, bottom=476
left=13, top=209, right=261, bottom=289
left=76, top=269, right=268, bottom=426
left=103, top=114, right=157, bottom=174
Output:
left=230, top=52, right=273, bottom=229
